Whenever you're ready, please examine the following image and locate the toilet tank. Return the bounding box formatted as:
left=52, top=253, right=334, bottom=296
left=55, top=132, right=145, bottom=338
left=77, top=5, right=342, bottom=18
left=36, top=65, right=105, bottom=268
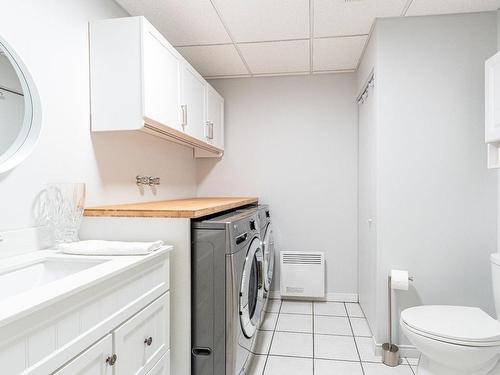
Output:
left=492, top=253, right=500, bottom=319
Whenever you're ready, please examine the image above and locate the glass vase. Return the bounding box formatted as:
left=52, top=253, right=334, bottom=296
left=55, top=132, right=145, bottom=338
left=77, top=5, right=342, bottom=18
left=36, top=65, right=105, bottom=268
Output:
left=46, top=183, right=86, bottom=244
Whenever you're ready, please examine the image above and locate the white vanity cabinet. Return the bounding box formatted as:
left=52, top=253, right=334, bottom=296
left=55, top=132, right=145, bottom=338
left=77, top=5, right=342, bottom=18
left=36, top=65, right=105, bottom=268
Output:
left=0, top=249, right=171, bottom=375
left=90, top=16, right=224, bottom=157
left=485, top=51, right=500, bottom=168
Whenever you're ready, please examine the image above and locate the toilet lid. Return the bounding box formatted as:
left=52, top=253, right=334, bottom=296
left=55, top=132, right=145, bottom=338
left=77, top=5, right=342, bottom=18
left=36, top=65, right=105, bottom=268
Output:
left=401, top=305, right=500, bottom=343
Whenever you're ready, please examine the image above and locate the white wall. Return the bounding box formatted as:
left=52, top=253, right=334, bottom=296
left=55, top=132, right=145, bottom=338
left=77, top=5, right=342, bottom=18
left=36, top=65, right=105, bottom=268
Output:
left=0, top=0, right=197, bottom=233
left=0, top=55, right=24, bottom=154
left=363, top=12, right=498, bottom=344
left=197, top=74, right=359, bottom=296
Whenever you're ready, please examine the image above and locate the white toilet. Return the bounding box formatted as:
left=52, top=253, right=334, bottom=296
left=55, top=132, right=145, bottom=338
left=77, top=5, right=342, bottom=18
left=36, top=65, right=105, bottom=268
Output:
left=400, top=253, right=500, bottom=375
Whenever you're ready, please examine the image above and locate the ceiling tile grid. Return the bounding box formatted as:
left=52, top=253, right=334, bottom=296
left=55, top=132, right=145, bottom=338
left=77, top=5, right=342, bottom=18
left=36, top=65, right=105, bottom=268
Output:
left=115, top=0, right=500, bottom=78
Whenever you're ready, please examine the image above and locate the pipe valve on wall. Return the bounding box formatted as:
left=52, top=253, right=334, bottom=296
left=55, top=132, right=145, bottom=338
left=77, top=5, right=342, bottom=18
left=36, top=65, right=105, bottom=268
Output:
left=136, top=175, right=161, bottom=186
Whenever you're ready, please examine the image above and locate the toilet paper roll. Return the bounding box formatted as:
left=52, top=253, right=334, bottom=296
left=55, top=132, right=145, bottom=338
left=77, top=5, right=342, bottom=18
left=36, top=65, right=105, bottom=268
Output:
left=390, top=269, right=409, bottom=291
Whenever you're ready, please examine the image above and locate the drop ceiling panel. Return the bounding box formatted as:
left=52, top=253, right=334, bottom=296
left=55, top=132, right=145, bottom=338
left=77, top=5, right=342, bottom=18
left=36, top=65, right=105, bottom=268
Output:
left=313, top=36, right=368, bottom=71
left=115, top=0, right=231, bottom=46
left=314, top=0, right=407, bottom=37
left=175, top=44, right=248, bottom=77
left=212, top=0, right=310, bottom=42
left=238, top=40, right=310, bottom=74
left=406, top=0, right=500, bottom=16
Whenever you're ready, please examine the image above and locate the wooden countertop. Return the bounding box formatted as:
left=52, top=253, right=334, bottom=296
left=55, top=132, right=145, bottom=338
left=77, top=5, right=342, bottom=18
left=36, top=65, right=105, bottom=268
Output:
left=83, top=197, right=258, bottom=219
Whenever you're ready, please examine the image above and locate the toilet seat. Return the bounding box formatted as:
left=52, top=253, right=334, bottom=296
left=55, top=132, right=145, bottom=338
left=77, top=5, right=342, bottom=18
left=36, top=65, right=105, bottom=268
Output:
left=401, top=305, right=500, bottom=347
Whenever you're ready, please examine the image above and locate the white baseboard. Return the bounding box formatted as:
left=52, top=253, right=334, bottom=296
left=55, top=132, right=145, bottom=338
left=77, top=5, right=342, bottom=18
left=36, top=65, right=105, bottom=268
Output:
left=269, top=291, right=359, bottom=303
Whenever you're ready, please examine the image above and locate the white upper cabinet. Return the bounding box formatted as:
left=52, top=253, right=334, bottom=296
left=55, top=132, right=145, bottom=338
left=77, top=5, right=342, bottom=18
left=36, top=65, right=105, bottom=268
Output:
left=206, top=84, right=224, bottom=151
left=90, top=16, right=224, bottom=157
left=485, top=52, right=500, bottom=168
left=181, top=65, right=206, bottom=140
left=142, top=22, right=181, bottom=132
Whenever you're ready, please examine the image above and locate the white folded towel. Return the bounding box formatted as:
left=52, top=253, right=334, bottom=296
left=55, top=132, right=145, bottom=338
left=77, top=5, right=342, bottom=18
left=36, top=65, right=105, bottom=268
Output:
left=59, top=240, right=164, bottom=255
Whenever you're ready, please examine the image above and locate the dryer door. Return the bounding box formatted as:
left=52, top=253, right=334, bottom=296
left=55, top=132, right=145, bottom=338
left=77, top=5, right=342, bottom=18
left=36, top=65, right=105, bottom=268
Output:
left=263, top=223, right=275, bottom=293
left=240, top=237, right=264, bottom=338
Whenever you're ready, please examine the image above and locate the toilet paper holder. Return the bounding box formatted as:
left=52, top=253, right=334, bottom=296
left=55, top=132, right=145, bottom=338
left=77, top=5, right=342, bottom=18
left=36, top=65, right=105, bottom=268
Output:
left=382, top=273, right=414, bottom=367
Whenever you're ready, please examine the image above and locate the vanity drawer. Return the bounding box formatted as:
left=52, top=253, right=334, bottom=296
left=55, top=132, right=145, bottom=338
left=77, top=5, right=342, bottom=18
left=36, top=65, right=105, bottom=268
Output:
left=146, top=351, right=170, bottom=375
left=113, top=293, right=169, bottom=375
left=53, top=334, right=113, bottom=375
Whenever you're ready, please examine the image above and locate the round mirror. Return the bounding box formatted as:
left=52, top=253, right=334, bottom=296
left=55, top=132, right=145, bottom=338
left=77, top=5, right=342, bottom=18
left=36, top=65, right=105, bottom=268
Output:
left=0, top=37, right=41, bottom=174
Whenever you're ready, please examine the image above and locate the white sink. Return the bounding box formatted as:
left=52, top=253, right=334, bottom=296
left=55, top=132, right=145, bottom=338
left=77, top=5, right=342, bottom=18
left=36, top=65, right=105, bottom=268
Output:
left=0, top=256, right=108, bottom=301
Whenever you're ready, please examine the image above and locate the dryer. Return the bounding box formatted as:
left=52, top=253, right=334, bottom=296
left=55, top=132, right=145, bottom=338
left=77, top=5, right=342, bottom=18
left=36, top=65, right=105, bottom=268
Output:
left=192, top=210, right=264, bottom=375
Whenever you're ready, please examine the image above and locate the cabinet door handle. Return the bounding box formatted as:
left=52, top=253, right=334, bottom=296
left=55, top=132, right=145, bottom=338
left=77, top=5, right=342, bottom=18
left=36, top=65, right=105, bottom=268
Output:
left=205, top=121, right=210, bottom=139
left=181, top=105, right=188, bottom=127
left=144, top=336, right=153, bottom=346
left=209, top=122, right=214, bottom=140
left=106, top=354, right=117, bottom=366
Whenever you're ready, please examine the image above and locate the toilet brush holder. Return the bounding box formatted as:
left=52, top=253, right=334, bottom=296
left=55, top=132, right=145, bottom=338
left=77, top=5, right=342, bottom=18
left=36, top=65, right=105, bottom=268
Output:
left=382, top=273, right=413, bottom=367
left=382, top=342, right=400, bottom=367
left=382, top=276, right=400, bottom=367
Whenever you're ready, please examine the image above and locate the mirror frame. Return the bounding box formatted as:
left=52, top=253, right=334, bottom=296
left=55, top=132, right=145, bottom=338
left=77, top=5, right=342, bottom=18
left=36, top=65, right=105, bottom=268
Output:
left=0, top=36, right=41, bottom=174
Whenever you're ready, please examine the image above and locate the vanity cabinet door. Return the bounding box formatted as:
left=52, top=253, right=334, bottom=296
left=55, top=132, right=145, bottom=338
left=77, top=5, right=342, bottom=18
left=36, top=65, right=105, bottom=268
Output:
left=181, top=65, right=206, bottom=141
left=205, top=84, right=224, bottom=151
left=113, top=293, right=170, bottom=375
left=53, top=335, right=113, bottom=375
left=142, top=23, right=182, bottom=132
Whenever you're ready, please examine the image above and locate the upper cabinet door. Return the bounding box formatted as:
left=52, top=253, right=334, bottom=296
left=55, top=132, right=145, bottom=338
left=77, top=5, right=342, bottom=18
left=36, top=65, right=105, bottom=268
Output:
left=181, top=65, right=206, bottom=141
left=142, top=24, right=181, bottom=131
left=485, top=52, right=500, bottom=143
left=206, top=84, right=224, bottom=151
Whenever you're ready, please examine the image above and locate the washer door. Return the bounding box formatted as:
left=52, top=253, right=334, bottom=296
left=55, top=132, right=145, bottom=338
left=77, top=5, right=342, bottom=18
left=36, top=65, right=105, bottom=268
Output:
left=262, top=223, right=275, bottom=293
left=240, top=238, right=264, bottom=338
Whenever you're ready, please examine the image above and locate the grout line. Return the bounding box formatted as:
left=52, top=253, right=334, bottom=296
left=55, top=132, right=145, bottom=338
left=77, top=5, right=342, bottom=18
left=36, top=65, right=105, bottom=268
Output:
left=345, top=303, right=366, bottom=375
left=406, top=358, right=416, bottom=375
left=207, top=0, right=253, bottom=76
left=262, top=299, right=282, bottom=374
left=312, top=300, right=315, bottom=373
left=309, top=0, right=314, bottom=73
left=402, top=0, right=414, bottom=16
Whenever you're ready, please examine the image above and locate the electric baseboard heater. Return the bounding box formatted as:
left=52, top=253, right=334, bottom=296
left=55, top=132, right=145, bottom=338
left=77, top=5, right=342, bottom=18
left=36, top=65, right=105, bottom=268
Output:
left=280, top=251, right=325, bottom=298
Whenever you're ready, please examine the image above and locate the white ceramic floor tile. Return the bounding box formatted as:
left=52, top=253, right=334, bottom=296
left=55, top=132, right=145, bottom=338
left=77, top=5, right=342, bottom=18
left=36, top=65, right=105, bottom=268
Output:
left=363, top=362, right=414, bottom=375
left=405, top=357, right=419, bottom=366
left=355, top=336, right=381, bottom=363
left=280, top=300, right=312, bottom=314
left=247, top=354, right=267, bottom=375
left=314, top=334, right=359, bottom=361
left=269, top=332, right=313, bottom=358
left=314, top=315, right=352, bottom=336
left=253, top=330, right=274, bottom=355
left=264, top=355, right=313, bottom=375
left=265, top=299, right=281, bottom=313
left=260, top=312, right=278, bottom=331
left=276, top=313, right=312, bottom=333
left=313, top=301, right=347, bottom=316
left=346, top=303, right=365, bottom=317
left=314, top=359, right=364, bottom=375
left=350, top=318, right=372, bottom=337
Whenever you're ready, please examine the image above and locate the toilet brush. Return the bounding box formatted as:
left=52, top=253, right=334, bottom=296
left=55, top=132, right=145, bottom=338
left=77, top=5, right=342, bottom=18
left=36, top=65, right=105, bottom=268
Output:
left=382, top=272, right=414, bottom=367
